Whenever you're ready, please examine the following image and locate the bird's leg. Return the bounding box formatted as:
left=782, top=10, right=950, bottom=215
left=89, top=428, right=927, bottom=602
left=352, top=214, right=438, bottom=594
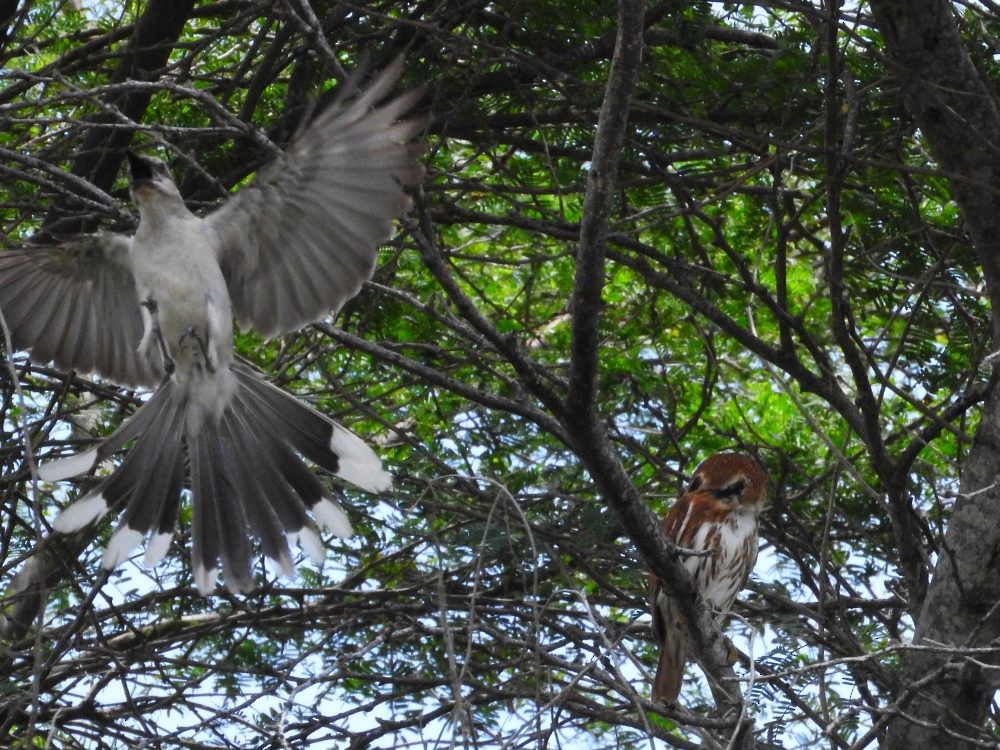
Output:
left=139, top=298, right=175, bottom=375
left=179, top=325, right=216, bottom=374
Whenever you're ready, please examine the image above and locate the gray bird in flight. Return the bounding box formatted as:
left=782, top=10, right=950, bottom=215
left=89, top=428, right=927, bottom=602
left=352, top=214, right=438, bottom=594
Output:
left=0, top=60, right=425, bottom=594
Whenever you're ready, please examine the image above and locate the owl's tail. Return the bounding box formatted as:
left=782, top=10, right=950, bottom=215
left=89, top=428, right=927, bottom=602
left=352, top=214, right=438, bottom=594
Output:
left=650, top=587, right=687, bottom=703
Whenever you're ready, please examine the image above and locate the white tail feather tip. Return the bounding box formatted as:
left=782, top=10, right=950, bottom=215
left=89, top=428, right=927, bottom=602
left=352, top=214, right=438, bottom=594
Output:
left=272, top=551, right=294, bottom=579
left=292, top=527, right=327, bottom=565
left=312, top=498, right=354, bottom=537
left=329, top=425, right=392, bottom=493
left=52, top=493, right=108, bottom=533
left=144, top=532, right=173, bottom=567
left=102, top=526, right=144, bottom=569
left=38, top=448, right=100, bottom=482
left=195, top=564, right=218, bottom=596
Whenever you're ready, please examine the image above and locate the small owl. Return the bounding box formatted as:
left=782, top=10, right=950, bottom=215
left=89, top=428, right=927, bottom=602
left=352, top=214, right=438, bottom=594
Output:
left=649, top=453, right=767, bottom=703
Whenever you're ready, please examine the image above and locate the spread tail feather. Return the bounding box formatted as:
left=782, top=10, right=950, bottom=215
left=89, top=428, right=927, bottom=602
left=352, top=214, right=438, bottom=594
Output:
left=191, top=368, right=372, bottom=592
left=48, top=364, right=390, bottom=594
left=233, top=363, right=392, bottom=493
left=52, top=381, right=182, bottom=537
left=39, top=384, right=168, bottom=482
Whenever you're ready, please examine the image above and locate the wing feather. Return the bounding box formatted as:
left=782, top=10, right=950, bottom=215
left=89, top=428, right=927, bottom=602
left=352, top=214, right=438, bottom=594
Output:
left=207, top=58, right=426, bottom=339
left=0, top=235, right=166, bottom=387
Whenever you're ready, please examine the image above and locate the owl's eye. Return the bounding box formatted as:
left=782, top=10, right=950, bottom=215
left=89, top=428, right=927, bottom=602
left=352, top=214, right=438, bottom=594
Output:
left=712, top=478, right=746, bottom=500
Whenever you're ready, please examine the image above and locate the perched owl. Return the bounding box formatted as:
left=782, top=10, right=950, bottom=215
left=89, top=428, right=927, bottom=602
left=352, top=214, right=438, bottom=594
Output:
left=649, top=453, right=767, bottom=703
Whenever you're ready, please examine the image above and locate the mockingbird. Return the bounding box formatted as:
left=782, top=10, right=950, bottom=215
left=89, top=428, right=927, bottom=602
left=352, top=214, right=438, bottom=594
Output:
left=0, top=60, right=425, bottom=594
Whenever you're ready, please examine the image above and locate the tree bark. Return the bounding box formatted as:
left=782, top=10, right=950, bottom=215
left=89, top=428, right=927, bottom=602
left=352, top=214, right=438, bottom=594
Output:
left=867, top=0, right=1000, bottom=746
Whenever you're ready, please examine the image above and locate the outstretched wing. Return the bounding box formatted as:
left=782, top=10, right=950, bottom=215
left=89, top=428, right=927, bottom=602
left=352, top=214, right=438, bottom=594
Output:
left=0, top=234, right=166, bottom=387
left=207, top=58, right=426, bottom=339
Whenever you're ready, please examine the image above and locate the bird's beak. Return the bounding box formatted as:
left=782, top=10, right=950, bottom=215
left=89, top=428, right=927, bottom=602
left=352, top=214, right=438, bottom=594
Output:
left=127, top=150, right=153, bottom=183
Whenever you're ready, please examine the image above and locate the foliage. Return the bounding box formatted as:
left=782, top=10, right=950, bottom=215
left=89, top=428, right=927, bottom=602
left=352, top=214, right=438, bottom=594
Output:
left=0, top=0, right=996, bottom=748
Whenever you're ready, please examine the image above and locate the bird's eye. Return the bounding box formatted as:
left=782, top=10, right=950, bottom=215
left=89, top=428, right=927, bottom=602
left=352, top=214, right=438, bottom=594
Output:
left=713, top=478, right=745, bottom=500
left=687, top=475, right=703, bottom=493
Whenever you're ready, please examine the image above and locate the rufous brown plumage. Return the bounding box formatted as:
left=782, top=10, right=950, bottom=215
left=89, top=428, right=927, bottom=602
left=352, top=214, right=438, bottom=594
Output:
left=649, top=452, right=767, bottom=703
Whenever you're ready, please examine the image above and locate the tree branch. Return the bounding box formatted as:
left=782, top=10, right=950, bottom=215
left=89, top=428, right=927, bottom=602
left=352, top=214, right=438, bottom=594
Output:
left=566, top=0, right=643, bottom=413
left=560, top=0, right=750, bottom=725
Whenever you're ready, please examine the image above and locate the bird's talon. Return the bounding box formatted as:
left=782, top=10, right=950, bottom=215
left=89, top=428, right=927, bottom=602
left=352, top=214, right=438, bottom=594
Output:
left=724, top=637, right=740, bottom=666
left=178, top=325, right=216, bottom=373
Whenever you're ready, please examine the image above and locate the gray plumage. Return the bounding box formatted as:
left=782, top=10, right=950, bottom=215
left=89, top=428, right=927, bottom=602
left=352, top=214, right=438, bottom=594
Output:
left=0, top=60, right=425, bottom=593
